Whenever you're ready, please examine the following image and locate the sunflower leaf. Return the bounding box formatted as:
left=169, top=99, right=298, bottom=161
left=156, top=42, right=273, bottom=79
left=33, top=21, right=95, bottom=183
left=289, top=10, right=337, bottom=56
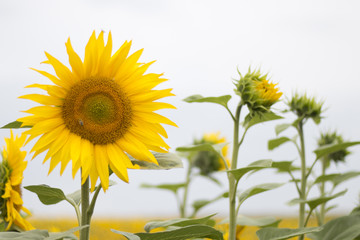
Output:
left=47, top=226, right=88, bottom=240
left=129, top=152, right=183, bottom=170
left=256, top=227, right=323, bottom=240
left=228, top=159, right=272, bottom=182
left=288, top=190, right=347, bottom=210
left=275, top=123, right=292, bottom=135
left=314, top=141, right=360, bottom=160
left=144, top=214, right=216, bottom=232
left=1, top=121, right=31, bottom=129
left=0, top=229, right=49, bottom=239
left=140, top=183, right=186, bottom=193
left=243, top=111, right=283, bottom=130
left=183, top=94, right=232, bottom=108
left=238, top=183, right=284, bottom=206
left=112, top=225, right=224, bottom=240
left=25, top=184, right=66, bottom=205
left=268, top=137, right=291, bottom=150
left=307, top=214, right=360, bottom=240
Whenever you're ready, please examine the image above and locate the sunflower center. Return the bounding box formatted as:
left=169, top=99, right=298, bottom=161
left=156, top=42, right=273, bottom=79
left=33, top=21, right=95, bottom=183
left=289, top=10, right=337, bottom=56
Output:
left=62, top=77, right=132, bottom=145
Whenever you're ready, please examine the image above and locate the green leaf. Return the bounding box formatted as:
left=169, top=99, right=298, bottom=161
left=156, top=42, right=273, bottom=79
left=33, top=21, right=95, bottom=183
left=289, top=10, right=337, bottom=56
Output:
left=176, top=143, right=226, bottom=155
left=275, top=123, right=292, bottom=135
left=140, top=183, right=186, bottom=193
left=66, top=189, right=81, bottom=206
left=307, top=214, right=360, bottom=240
left=47, top=226, right=87, bottom=240
left=24, top=185, right=66, bottom=205
left=288, top=190, right=347, bottom=210
left=268, top=137, right=291, bottom=150
left=256, top=227, right=322, bottom=240
left=314, top=141, right=360, bottom=160
left=111, top=231, right=141, bottom=240
left=129, top=152, right=183, bottom=170
left=243, top=111, right=283, bottom=130
left=228, top=159, right=272, bottom=182
left=144, top=214, right=216, bottom=232
left=113, top=225, right=224, bottom=240
left=192, top=192, right=228, bottom=215
left=332, top=171, right=360, bottom=187
left=183, top=94, right=232, bottom=108
left=238, top=183, right=284, bottom=206
left=221, top=216, right=280, bottom=228
left=1, top=121, right=32, bottom=129
left=0, top=229, right=49, bottom=239
left=271, top=161, right=298, bottom=172
left=314, top=174, right=340, bottom=184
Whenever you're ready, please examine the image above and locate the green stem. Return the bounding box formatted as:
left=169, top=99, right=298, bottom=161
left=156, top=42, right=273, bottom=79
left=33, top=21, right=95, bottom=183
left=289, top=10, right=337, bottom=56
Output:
left=298, top=119, right=306, bottom=240
left=318, top=157, right=328, bottom=226
left=180, top=161, right=192, bottom=218
left=80, top=177, right=90, bottom=240
left=88, top=184, right=102, bottom=220
left=228, top=103, right=242, bottom=240
left=65, top=197, right=81, bottom=226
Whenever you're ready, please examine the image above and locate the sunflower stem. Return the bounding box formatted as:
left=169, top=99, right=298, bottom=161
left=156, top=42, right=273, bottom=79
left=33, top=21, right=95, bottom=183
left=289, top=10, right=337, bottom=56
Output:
left=228, top=102, right=243, bottom=240
left=80, top=177, right=90, bottom=240
left=180, top=161, right=192, bottom=218
left=297, top=119, right=306, bottom=240
left=88, top=184, right=102, bottom=220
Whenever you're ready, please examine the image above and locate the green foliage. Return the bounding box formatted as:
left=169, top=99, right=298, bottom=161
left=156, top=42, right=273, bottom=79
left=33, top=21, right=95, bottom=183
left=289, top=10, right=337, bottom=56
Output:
left=112, top=225, right=224, bottom=240
left=286, top=93, right=324, bottom=124
left=141, top=183, right=186, bottom=194
left=314, top=141, right=360, bottom=160
left=256, top=227, right=322, bottom=240
left=129, top=152, right=183, bottom=170
left=268, top=137, right=291, bottom=150
left=228, top=159, right=272, bottom=182
left=238, top=183, right=284, bottom=206
left=307, top=214, right=360, bottom=240
left=0, top=226, right=85, bottom=240
left=24, top=185, right=66, bottom=205
left=314, top=172, right=360, bottom=187
left=275, top=123, right=292, bottom=135
left=191, top=192, right=228, bottom=216
left=271, top=161, right=298, bottom=173
left=243, top=111, right=282, bottom=130
left=144, top=214, right=216, bottom=232
left=236, top=216, right=281, bottom=228
left=288, top=190, right=347, bottom=210
left=183, top=95, right=232, bottom=109
left=1, top=121, right=31, bottom=128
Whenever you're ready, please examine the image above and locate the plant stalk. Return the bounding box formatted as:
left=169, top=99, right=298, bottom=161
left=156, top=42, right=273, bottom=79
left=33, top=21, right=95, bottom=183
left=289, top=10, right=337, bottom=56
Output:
left=180, top=161, right=192, bottom=218
left=298, top=119, right=306, bottom=240
left=318, top=157, right=328, bottom=226
left=80, top=177, right=90, bottom=240
left=228, top=103, right=242, bottom=240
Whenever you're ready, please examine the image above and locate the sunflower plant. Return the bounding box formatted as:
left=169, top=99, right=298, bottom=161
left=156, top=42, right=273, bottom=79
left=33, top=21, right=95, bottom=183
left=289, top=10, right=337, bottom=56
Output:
left=256, top=93, right=360, bottom=240
left=178, top=68, right=284, bottom=240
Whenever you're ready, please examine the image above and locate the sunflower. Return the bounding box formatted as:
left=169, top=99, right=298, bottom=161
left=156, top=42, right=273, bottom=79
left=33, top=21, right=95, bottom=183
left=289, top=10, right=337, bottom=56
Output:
left=192, top=132, right=229, bottom=175
left=0, top=131, right=33, bottom=230
left=18, top=31, right=176, bottom=191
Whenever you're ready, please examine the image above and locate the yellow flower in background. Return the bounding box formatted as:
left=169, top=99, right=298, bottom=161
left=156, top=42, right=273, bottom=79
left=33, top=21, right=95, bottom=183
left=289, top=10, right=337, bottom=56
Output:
left=18, top=31, right=176, bottom=191
left=193, top=132, right=229, bottom=175
left=0, top=131, right=33, bottom=231
left=234, top=68, right=282, bottom=114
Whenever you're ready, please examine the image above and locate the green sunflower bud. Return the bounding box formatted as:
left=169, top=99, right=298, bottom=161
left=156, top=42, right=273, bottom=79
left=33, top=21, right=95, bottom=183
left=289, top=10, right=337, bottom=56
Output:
left=318, top=131, right=350, bottom=164
left=192, top=133, right=229, bottom=176
left=234, top=68, right=282, bottom=115
left=287, top=93, right=324, bottom=124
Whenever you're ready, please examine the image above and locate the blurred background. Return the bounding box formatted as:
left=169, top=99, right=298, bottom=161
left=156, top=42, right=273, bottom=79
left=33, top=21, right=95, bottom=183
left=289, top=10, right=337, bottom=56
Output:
left=1, top=0, right=360, bottom=220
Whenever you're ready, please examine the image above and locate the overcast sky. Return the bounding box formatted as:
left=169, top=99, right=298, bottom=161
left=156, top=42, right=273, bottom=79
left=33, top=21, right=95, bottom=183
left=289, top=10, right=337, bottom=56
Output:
left=1, top=0, right=360, bottom=219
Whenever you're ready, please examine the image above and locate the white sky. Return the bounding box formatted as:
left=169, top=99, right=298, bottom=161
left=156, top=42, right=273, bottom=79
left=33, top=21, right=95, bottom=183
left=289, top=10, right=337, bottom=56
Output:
left=1, top=0, right=360, bottom=220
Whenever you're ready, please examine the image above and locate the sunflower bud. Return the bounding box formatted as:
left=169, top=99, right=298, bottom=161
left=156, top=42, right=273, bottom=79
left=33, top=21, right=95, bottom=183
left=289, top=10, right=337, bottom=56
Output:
left=318, top=131, right=350, bottom=164
left=287, top=93, right=324, bottom=124
left=192, top=132, right=229, bottom=176
left=234, top=68, right=282, bottom=115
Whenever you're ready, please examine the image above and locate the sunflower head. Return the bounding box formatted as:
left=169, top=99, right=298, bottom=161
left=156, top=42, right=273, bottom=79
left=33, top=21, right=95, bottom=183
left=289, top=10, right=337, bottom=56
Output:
left=318, top=131, right=350, bottom=165
left=287, top=93, right=323, bottom=124
left=0, top=131, right=33, bottom=231
left=234, top=68, right=282, bottom=115
left=18, top=31, right=176, bottom=191
left=192, top=132, right=229, bottom=175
